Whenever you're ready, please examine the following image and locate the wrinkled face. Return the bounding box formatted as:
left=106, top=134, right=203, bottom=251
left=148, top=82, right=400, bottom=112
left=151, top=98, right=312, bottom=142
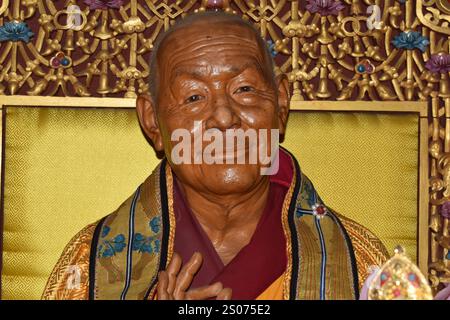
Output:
left=138, top=20, right=289, bottom=196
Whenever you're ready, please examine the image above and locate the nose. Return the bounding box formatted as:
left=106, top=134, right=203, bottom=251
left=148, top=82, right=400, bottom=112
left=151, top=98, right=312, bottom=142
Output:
left=205, top=93, right=241, bottom=131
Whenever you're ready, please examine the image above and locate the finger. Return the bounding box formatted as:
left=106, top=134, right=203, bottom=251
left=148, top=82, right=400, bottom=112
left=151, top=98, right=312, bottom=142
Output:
left=166, top=252, right=183, bottom=295
left=185, top=282, right=223, bottom=300
left=359, top=266, right=379, bottom=300
left=434, top=283, right=450, bottom=300
left=157, top=271, right=170, bottom=300
left=216, top=287, right=232, bottom=300
left=173, top=252, right=203, bottom=299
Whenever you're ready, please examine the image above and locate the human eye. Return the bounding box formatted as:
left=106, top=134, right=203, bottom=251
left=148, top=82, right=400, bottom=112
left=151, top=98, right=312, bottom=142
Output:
left=185, top=94, right=204, bottom=104
left=234, top=86, right=255, bottom=94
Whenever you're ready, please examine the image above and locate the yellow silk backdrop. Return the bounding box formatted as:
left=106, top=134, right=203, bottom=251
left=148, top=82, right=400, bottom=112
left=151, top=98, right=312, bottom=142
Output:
left=282, top=112, right=418, bottom=259
left=1, top=107, right=418, bottom=299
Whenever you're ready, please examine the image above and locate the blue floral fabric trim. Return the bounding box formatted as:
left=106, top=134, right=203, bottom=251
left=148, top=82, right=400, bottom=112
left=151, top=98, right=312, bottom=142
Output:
left=132, top=216, right=162, bottom=254
left=97, top=224, right=126, bottom=258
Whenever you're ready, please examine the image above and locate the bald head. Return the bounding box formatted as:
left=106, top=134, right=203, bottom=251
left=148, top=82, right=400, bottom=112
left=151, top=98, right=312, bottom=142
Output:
left=148, top=11, right=275, bottom=102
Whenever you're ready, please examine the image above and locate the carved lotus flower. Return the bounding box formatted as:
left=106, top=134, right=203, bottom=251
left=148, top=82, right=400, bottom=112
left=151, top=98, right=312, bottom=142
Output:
left=84, top=0, right=123, bottom=10
left=0, top=21, right=34, bottom=43
left=425, top=53, right=450, bottom=74
left=392, top=31, right=429, bottom=52
left=440, top=201, right=450, bottom=219
left=305, top=0, right=345, bottom=16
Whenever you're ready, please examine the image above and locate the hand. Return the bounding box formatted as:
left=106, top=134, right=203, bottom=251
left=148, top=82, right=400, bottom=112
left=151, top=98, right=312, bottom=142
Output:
left=434, top=284, right=450, bottom=300
left=359, top=266, right=379, bottom=300
left=157, top=252, right=232, bottom=300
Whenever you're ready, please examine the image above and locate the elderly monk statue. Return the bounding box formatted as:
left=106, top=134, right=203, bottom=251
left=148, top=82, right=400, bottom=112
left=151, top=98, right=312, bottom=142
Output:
left=42, top=12, right=393, bottom=300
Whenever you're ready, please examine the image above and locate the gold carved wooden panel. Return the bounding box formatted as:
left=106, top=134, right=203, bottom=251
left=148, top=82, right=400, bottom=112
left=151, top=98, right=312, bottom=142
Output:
left=0, top=0, right=448, bottom=290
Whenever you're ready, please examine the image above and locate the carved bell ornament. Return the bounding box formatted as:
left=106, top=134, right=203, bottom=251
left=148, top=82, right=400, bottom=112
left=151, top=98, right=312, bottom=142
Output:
left=368, top=246, right=433, bottom=300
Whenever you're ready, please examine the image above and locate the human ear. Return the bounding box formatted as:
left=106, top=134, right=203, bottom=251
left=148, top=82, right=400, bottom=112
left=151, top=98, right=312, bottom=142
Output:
left=275, top=74, right=290, bottom=135
left=136, top=94, right=164, bottom=152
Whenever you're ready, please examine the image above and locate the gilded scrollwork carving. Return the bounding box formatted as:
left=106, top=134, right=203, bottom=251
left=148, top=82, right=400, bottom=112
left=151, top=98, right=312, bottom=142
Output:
left=0, top=0, right=449, bottom=291
left=417, top=0, right=450, bottom=35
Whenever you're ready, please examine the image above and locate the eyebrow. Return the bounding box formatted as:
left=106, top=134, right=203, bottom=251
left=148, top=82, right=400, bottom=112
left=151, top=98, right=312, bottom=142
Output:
left=171, top=61, right=262, bottom=79
left=172, top=66, right=207, bottom=78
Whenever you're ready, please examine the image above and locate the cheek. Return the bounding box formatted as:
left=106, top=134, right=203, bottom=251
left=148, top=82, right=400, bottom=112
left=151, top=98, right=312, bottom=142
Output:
left=158, top=116, right=197, bottom=152
left=156, top=115, right=179, bottom=148
left=237, top=99, right=278, bottom=128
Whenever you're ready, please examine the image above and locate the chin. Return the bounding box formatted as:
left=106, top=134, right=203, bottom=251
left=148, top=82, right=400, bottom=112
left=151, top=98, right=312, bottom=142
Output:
left=202, top=164, right=262, bottom=195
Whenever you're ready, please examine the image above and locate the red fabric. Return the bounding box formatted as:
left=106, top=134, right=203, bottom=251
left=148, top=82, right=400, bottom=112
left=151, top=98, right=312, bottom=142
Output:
left=172, top=149, right=293, bottom=299
left=173, top=178, right=225, bottom=287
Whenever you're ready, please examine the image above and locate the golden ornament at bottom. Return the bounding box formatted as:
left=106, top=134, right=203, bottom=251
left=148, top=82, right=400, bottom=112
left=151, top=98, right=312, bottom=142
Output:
left=368, top=246, right=433, bottom=300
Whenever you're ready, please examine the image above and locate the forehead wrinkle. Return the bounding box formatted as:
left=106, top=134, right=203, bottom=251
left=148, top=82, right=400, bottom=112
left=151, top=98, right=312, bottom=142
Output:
left=168, top=50, right=264, bottom=70
left=163, top=42, right=262, bottom=71
left=166, top=38, right=260, bottom=62
left=161, top=24, right=259, bottom=49
left=169, top=56, right=267, bottom=87
left=171, top=61, right=262, bottom=82
left=159, top=32, right=263, bottom=67
left=162, top=47, right=265, bottom=83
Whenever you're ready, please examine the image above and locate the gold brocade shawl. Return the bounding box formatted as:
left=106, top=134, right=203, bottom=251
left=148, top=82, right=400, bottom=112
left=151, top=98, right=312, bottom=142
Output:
left=44, top=150, right=387, bottom=300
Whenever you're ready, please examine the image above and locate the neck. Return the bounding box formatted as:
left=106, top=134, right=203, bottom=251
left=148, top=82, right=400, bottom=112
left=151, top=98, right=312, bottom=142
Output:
left=176, top=177, right=271, bottom=264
